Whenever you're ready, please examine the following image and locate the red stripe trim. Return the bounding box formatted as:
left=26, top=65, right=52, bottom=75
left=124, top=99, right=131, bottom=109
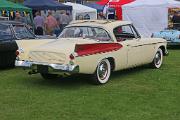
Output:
left=75, top=43, right=123, bottom=57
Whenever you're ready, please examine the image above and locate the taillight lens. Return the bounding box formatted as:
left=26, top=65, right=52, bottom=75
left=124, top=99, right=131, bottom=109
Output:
left=69, top=52, right=78, bottom=60
left=69, top=54, right=75, bottom=60
left=75, top=43, right=123, bottom=56
left=15, top=50, right=20, bottom=56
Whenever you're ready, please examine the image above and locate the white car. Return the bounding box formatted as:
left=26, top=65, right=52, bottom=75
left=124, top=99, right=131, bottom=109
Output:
left=15, top=20, right=168, bottom=85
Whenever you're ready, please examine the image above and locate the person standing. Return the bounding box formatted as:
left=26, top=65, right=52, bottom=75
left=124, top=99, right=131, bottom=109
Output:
left=33, top=11, right=45, bottom=35
left=98, top=12, right=106, bottom=20
left=44, top=10, right=58, bottom=36
left=56, top=11, right=71, bottom=33
left=172, top=11, right=180, bottom=29
left=15, top=12, right=25, bottom=23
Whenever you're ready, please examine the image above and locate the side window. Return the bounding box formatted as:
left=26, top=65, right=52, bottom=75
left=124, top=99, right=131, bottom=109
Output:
left=94, top=28, right=111, bottom=41
left=87, top=27, right=95, bottom=37
left=0, top=24, right=13, bottom=41
left=87, top=27, right=111, bottom=41
left=113, top=25, right=136, bottom=42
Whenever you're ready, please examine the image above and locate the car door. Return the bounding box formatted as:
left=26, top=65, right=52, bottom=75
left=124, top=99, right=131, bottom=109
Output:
left=123, top=25, right=154, bottom=67
left=114, top=25, right=149, bottom=68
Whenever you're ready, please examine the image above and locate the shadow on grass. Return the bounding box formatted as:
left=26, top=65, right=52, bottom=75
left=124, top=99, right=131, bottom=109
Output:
left=0, top=67, right=15, bottom=71
left=24, top=65, right=150, bottom=88
left=27, top=74, right=92, bottom=89
left=111, top=65, right=149, bottom=80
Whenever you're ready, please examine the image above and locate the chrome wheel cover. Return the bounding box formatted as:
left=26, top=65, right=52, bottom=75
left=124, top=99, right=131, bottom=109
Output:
left=97, top=61, right=109, bottom=80
left=154, top=51, right=162, bottom=66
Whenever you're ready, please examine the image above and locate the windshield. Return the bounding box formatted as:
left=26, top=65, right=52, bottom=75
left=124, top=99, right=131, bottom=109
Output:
left=59, top=26, right=111, bottom=41
left=0, top=24, right=14, bottom=41
left=13, top=25, right=36, bottom=39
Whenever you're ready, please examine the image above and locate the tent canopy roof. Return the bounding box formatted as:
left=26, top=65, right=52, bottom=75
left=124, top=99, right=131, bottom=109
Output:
left=96, top=0, right=134, bottom=5
left=24, top=0, right=72, bottom=10
left=64, top=2, right=97, bottom=13
left=0, top=0, right=31, bottom=12
left=84, top=2, right=104, bottom=12
left=123, top=0, right=180, bottom=8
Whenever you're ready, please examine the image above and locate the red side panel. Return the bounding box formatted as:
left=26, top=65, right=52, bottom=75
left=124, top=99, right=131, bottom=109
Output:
left=75, top=43, right=123, bottom=57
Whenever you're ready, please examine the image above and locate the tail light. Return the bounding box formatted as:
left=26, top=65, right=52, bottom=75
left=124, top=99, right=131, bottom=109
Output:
left=15, top=50, right=20, bottom=56
left=75, top=43, right=123, bottom=57
left=69, top=52, right=78, bottom=60
left=69, top=54, right=75, bottom=60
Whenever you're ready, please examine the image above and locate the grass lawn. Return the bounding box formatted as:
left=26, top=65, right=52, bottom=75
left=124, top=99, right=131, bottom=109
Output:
left=0, top=49, right=180, bottom=120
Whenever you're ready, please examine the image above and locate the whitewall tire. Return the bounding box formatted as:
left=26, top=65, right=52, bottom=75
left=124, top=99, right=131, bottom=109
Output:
left=151, top=48, right=163, bottom=69
left=92, top=59, right=111, bottom=85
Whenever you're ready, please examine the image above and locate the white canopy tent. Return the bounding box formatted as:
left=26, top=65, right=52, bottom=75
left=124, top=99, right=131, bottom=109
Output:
left=122, top=0, right=180, bottom=37
left=64, top=2, right=97, bottom=20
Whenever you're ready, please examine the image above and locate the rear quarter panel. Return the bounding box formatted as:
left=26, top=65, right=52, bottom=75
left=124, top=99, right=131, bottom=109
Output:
left=74, top=46, right=127, bottom=74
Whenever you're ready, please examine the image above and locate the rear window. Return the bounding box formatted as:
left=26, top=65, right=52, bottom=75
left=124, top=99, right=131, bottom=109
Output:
left=0, top=24, right=13, bottom=41
left=59, top=26, right=111, bottom=41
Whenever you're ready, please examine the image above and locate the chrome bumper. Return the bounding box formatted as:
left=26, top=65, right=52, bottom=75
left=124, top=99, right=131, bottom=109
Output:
left=15, top=60, right=79, bottom=73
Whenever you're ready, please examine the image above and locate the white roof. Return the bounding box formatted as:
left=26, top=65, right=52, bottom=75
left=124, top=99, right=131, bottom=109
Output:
left=167, top=0, right=180, bottom=7
left=64, top=2, right=97, bottom=14
left=122, top=0, right=180, bottom=37
left=123, top=0, right=180, bottom=8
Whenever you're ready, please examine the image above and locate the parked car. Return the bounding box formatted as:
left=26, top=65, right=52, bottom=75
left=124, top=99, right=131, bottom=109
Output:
left=152, top=26, right=180, bottom=45
left=0, top=21, right=56, bottom=68
left=0, top=21, right=36, bottom=68
left=15, top=20, right=168, bottom=84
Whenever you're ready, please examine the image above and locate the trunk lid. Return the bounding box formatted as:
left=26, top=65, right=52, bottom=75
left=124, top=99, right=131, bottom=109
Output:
left=28, top=38, right=98, bottom=64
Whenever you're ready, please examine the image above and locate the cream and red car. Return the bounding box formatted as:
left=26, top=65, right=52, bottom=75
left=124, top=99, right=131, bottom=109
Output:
left=15, top=20, right=168, bottom=84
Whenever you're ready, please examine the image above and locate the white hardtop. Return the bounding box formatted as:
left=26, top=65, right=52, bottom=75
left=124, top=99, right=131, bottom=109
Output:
left=67, top=20, right=132, bottom=30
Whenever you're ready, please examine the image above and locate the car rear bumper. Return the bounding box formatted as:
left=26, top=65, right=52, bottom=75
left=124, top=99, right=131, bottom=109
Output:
left=15, top=60, right=79, bottom=74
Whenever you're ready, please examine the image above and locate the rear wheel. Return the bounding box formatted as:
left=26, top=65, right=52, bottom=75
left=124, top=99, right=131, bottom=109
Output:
left=151, top=48, right=163, bottom=68
left=91, top=59, right=111, bottom=85
left=40, top=73, right=59, bottom=80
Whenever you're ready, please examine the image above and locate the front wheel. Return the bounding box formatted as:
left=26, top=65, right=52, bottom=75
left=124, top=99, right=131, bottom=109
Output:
left=91, top=59, right=111, bottom=85
left=151, top=48, right=163, bottom=68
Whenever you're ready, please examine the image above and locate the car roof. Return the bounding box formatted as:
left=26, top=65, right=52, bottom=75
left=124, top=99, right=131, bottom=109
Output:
left=68, top=20, right=132, bottom=30
left=0, top=20, right=24, bottom=25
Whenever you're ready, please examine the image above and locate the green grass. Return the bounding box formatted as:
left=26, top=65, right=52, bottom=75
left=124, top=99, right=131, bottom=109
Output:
left=0, top=49, right=180, bottom=120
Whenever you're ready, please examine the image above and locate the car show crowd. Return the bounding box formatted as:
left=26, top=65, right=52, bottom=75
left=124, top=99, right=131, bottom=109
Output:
left=12, top=10, right=107, bottom=37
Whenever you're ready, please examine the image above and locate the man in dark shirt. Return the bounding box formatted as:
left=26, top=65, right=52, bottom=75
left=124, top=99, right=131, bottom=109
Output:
left=172, top=12, right=180, bottom=29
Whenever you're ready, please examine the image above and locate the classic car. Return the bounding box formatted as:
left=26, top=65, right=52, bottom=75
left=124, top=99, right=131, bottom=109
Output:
left=15, top=20, right=168, bottom=84
left=0, top=21, right=56, bottom=68
left=0, top=21, right=36, bottom=68
left=152, top=26, right=180, bottom=45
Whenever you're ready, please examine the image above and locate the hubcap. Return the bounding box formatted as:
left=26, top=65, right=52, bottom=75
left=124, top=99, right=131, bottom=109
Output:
left=98, top=61, right=108, bottom=80
left=155, top=51, right=162, bottom=65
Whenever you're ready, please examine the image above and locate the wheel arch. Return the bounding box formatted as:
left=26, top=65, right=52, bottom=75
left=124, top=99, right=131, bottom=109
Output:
left=159, top=45, right=166, bottom=56
left=106, top=57, right=115, bottom=71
